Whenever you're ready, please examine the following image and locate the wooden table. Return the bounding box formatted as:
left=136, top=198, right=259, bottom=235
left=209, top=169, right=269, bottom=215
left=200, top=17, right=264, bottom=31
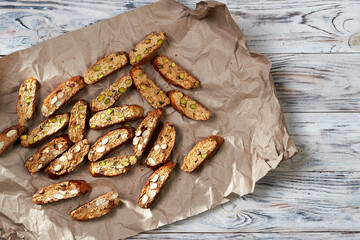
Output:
left=1, top=0, right=359, bottom=239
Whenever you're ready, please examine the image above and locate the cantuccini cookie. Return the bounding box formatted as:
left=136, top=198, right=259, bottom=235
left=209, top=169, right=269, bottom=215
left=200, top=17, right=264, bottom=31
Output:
left=89, top=155, right=137, bottom=177
left=71, top=190, right=120, bottom=221
left=84, top=51, right=129, bottom=84
left=88, top=127, right=135, bottom=162
left=21, top=113, right=70, bottom=148
left=181, top=135, right=224, bottom=173
left=153, top=55, right=200, bottom=89
left=68, top=100, right=88, bottom=143
left=17, top=78, right=38, bottom=126
left=138, top=161, right=176, bottom=208
left=133, top=109, right=163, bottom=157
left=130, top=66, right=170, bottom=109
left=0, top=125, right=27, bottom=156
left=89, top=105, right=143, bottom=130
left=144, top=122, right=176, bottom=169
left=25, top=135, right=72, bottom=174
left=41, top=76, right=85, bottom=118
left=168, top=90, right=211, bottom=121
left=129, top=31, right=166, bottom=66
left=90, top=75, right=132, bottom=113
left=46, top=139, right=90, bottom=179
left=32, top=180, right=90, bottom=205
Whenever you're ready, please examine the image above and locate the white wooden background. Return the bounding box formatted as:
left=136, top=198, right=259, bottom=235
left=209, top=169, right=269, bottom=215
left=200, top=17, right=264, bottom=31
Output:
left=1, top=0, right=360, bottom=239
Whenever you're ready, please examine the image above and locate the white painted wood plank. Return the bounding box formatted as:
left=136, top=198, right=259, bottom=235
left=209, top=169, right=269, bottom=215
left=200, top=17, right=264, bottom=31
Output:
left=279, top=112, right=360, bottom=171
left=270, top=54, right=360, bottom=113
left=147, top=171, right=360, bottom=233
left=0, top=0, right=360, bottom=55
left=129, top=232, right=360, bottom=240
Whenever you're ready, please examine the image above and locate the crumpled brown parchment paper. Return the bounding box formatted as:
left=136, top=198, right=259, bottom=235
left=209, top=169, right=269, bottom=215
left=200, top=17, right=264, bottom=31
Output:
left=0, top=0, right=297, bottom=239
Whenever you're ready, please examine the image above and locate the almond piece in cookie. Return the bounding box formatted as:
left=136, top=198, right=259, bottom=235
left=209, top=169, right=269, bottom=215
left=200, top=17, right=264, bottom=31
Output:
left=32, top=180, right=90, bottom=205
left=46, top=139, right=90, bottom=179
left=88, top=127, right=135, bottom=162
left=84, top=51, right=129, bottom=84
left=168, top=90, right=211, bottom=121
left=138, top=161, right=176, bottom=208
left=0, top=125, right=27, bottom=156
left=17, top=78, right=38, bottom=126
left=71, top=190, right=120, bottom=221
left=21, top=113, right=70, bottom=148
left=25, top=135, right=73, bottom=174
left=41, top=76, right=86, bottom=118
left=90, top=75, right=132, bottom=113
left=89, top=155, right=137, bottom=177
left=89, top=105, right=143, bottom=130
left=133, top=109, right=163, bottom=157
left=129, top=31, right=166, bottom=66
left=153, top=55, right=200, bottom=89
left=181, top=135, right=224, bottom=173
left=68, top=100, right=88, bottom=143
left=144, top=122, right=176, bottom=169
left=130, top=66, right=170, bottom=109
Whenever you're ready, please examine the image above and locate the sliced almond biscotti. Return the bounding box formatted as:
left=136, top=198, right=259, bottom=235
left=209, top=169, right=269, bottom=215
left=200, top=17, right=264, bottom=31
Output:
left=168, top=90, right=211, bottom=121
left=68, top=100, right=88, bottom=143
left=21, top=113, right=70, bottom=148
left=90, top=75, right=132, bottom=113
left=88, top=127, right=135, bottom=162
left=84, top=51, right=129, bottom=84
left=46, top=139, right=90, bottom=179
left=89, top=155, right=137, bottom=177
left=138, top=161, right=176, bottom=208
left=133, top=109, right=163, bottom=157
left=181, top=135, right=224, bottom=173
left=71, top=190, right=120, bottom=221
left=25, top=135, right=73, bottom=174
left=144, top=122, right=176, bottom=169
left=89, top=105, right=143, bottom=130
left=0, top=125, right=27, bottom=156
left=41, top=76, right=86, bottom=118
left=153, top=55, right=200, bottom=89
left=130, top=66, right=170, bottom=109
left=129, top=31, right=166, bottom=66
left=32, top=180, right=90, bottom=205
left=17, top=78, right=38, bottom=126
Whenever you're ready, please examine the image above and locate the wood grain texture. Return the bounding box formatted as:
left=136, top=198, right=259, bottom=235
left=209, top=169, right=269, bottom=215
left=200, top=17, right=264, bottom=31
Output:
left=146, top=171, right=360, bottom=233
left=129, top=232, right=360, bottom=240
left=0, top=0, right=360, bottom=55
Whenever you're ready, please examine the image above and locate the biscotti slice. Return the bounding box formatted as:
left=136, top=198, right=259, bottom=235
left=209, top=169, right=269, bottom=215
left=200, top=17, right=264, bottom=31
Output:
left=32, top=180, right=90, bottom=205
left=71, top=190, right=120, bottom=221
left=89, top=105, right=143, bottom=130
left=20, top=113, right=70, bottom=148
left=138, top=161, right=176, bottom=208
left=46, top=139, right=90, bottom=179
left=84, top=51, right=129, bottom=84
left=168, top=90, right=211, bottom=121
left=25, top=135, right=73, bottom=174
left=89, top=155, right=137, bottom=177
left=153, top=55, right=200, bottom=89
left=90, top=75, right=132, bottom=113
left=144, top=122, right=176, bottom=169
left=88, top=127, right=135, bottom=162
left=17, top=78, right=38, bottom=126
left=41, top=76, right=86, bottom=118
left=129, top=31, right=166, bottom=66
left=68, top=100, right=88, bottom=143
left=0, top=125, right=27, bottom=156
left=130, top=66, right=170, bottom=108
left=133, top=109, right=163, bottom=157
left=181, top=135, right=224, bottom=173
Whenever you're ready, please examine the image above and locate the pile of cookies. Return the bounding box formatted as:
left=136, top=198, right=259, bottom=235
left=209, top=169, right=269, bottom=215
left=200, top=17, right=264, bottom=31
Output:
left=0, top=31, right=224, bottom=221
